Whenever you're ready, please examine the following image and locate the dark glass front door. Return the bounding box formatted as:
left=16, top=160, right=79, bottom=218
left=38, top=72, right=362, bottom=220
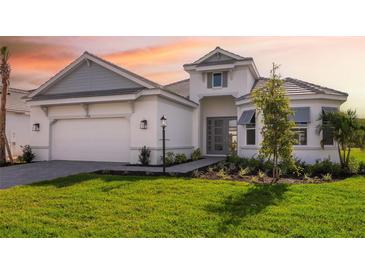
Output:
left=207, top=117, right=237, bottom=155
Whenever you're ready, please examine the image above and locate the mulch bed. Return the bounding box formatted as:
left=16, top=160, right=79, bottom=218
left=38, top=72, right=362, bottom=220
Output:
left=195, top=172, right=338, bottom=185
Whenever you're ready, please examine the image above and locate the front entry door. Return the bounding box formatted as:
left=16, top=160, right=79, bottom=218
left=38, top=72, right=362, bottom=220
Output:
left=207, top=117, right=237, bottom=155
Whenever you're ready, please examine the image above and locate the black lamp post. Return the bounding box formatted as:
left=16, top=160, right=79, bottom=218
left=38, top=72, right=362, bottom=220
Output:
left=160, top=115, right=167, bottom=174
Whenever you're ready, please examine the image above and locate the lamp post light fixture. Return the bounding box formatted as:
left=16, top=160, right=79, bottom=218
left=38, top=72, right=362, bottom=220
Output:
left=160, top=115, right=167, bottom=174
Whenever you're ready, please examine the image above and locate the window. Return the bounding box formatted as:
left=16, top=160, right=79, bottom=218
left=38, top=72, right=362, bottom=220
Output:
left=228, top=119, right=237, bottom=154
left=292, top=127, right=307, bottom=145
left=292, top=122, right=308, bottom=146
left=212, top=72, right=222, bottom=88
left=322, top=117, right=334, bottom=146
left=246, top=114, right=256, bottom=145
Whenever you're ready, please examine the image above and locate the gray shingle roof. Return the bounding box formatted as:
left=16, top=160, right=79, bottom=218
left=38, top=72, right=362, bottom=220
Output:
left=237, top=77, right=348, bottom=100
left=0, top=86, right=30, bottom=113
left=164, top=79, right=190, bottom=98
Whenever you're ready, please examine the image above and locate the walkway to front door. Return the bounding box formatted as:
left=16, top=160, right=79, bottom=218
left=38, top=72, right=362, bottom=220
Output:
left=207, top=117, right=237, bottom=155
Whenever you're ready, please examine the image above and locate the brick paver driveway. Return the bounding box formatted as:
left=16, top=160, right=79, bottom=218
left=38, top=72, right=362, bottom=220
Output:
left=0, top=161, right=126, bottom=189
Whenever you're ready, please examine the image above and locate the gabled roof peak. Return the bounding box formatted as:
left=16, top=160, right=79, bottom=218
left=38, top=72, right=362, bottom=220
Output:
left=27, top=50, right=162, bottom=98
left=188, top=46, right=248, bottom=65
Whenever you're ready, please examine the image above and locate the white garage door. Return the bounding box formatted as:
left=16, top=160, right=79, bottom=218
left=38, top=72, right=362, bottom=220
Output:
left=51, top=118, right=129, bottom=162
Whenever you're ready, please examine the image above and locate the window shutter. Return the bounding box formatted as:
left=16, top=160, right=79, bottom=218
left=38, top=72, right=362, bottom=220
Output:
left=207, top=72, right=212, bottom=88
left=222, top=71, right=228, bottom=87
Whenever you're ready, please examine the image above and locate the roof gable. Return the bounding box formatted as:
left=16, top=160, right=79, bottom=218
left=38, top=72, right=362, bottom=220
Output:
left=28, top=52, right=160, bottom=98
left=192, top=47, right=246, bottom=65
left=39, top=60, right=143, bottom=96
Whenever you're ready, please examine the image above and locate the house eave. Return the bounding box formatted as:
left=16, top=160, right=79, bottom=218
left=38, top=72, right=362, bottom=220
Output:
left=235, top=93, right=348, bottom=106
left=27, top=88, right=198, bottom=108
left=184, top=60, right=260, bottom=79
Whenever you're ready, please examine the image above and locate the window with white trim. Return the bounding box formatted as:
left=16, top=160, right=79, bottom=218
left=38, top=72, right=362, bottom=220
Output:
left=246, top=114, right=256, bottom=145
left=292, top=122, right=308, bottom=146
left=212, top=72, right=222, bottom=88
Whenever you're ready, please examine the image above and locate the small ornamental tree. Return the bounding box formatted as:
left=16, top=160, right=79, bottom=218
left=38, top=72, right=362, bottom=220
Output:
left=252, top=63, right=296, bottom=181
left=318, top=109, right=365, bottom=170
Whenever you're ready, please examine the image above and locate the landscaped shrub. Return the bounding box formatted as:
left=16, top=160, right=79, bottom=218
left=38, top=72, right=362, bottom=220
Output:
left=257, top=170, right=265, bottom=182
left=359, top=161, right=365, bottom=174
left=217, top=168, right=230, bottom=179
left=138, top=146, right=151, bottom=166
left=191, top=148, right=202, bottom=161
left=226, top=156, right=272, bottom=175
left=226, top=154, right=241, bottom=165
left=217, top=161, right=227, bottom=171
left=279, top=158, right=307, bottom=178
left=322, top=173, right=333, bottom=182
left=348, top=156, right=360, bottom=174
left=238, top=167, right=250, bottom=178
left=250, top=176, right=259, bottom=184
left=307, top=159, right=343, bottom=178
left=228, top=163, right=237, bottom=173
left=225, top=155, right=352, bottom=180
left=192, top=170, right=201, bottom=178
left=164, top=152, right=175, bottom=166
left=175, top=153, right=188, bottom=164
left=19, top=145, right=35, bottom=163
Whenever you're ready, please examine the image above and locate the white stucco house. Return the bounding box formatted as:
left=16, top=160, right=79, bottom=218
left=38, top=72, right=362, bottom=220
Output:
left=25, top=47, right=348, bottom=164
left=0, top=86, right=30, bottom=158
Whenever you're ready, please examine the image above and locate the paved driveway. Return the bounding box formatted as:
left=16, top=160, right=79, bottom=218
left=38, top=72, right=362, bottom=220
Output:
left=0, top=157, right=225, bottom=189
left=0, top=161, right=126, bottom=189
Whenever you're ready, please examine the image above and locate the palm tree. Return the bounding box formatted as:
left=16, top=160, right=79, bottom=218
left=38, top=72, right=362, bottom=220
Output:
left=318, top=109, right=365, bottom=169
left=0, top=46, right=11, bottom=165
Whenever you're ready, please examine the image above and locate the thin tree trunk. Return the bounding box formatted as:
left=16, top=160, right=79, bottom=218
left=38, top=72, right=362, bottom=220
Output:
left=4, top=134, right=13, bottom=163
left=0, top=83, right=7, bottom=165
left=337, top=143, right=343, bottom=167
left=345, top=147, right=351, bottom=167
left=0, top=47, right=10, bottom=166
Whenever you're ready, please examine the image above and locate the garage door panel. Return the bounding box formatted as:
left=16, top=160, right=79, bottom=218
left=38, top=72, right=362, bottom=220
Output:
left=51, top=118, right=129, bottom=162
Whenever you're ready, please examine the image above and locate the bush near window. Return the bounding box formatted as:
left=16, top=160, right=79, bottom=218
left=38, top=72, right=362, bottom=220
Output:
left=138, top=146, right=151, bottom=166
left=191, top=148, right=202, bottom=161
left=18, top=145, right=35, bottom=163
left=175, top=153, right=188, bottom=164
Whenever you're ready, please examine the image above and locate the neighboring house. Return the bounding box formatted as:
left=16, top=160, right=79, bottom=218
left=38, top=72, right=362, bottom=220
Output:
left=25, top=47, right=348, bottom=164
left=0, top=86, right=30, bottom=158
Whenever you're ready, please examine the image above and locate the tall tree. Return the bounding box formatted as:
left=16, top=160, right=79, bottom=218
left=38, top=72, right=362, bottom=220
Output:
left=0, top=46, right=11, bottom=165
left=252, top=63, right=296, bottom=181
left=318, top=109, right=365, bottom=169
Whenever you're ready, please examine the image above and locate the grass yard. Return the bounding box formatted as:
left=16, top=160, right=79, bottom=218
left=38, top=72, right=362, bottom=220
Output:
left=0, top=174, right=364, bottom=237
left=352, top=148, right=365, bottom=162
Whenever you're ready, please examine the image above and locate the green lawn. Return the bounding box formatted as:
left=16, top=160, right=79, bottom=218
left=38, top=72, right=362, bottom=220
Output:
left=0, top=174, right=364, bottom=237
left=352, top=148, right=365, bottom=162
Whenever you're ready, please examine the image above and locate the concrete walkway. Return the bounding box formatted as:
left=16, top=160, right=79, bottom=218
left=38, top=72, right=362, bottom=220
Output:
left=0, top=157, right=224, bottom=189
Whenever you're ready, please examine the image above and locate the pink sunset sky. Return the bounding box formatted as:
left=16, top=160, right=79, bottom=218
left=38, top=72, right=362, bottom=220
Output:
left=1, top=36, right=364, bottom=116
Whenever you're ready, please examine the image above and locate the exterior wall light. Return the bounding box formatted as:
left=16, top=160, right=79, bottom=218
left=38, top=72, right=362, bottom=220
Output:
left=32, top=123, right=40, bottom=132
left=140, top=119, right=148, bottom=129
